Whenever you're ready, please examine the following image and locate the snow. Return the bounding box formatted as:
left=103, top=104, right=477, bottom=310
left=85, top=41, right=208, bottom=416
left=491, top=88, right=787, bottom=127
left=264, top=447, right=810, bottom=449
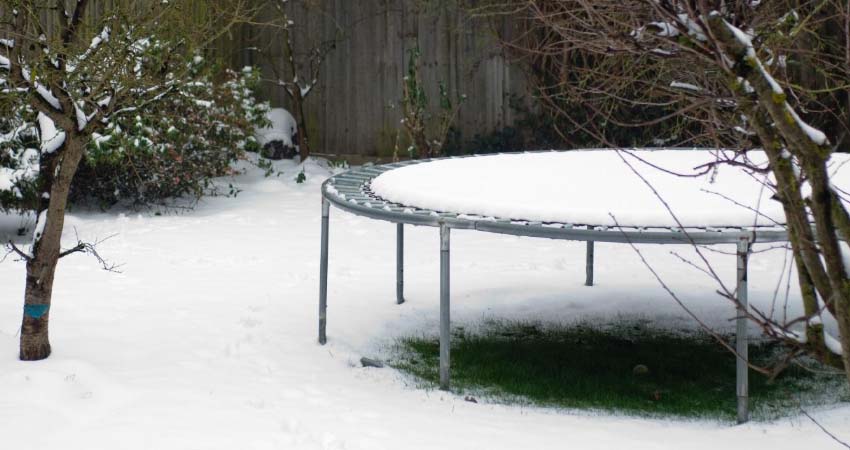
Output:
left=0, top=169, right=17, bottom=192
left=733, top=126, right=755, bottom=136
left=371, top=150, right=850, bottom=228
left=725, top=22, right=754, bottom=48
left=21, top=67, right=62, bottom=110
left=677, top=14, right=707, bottom=41
left=725, top=21, right=783, bottom=95
left=785, top=104, right=828, bottom=146
left=650, top=22, right=679, bottom=37
left=75, top=102, right=89, bottom=131
left=66, top=26, right=111, bottom=73
left=90, top=28, right=110, bottom=49
left=634, top=14, right=706, bottom=42
left=0, top=38, right=10, bottom=69
left=755, top=58, right=783, bottom=95
left=737, top=77, right=755, bottom=93
left=300, top=82, right=314, bottom=97
left=825, top=331, right=844, bottom=356
left=0, top=124, right=38, bottom=194
left=0, top=147, right=38, bottom=194
left=255, top=107, right=297, bottom=147
left=31, top=209, right=47, bottom=245
left=91, top=132, right=112, bottom=148
left=670, top=81, right=702, bottom=92
left=38, top=112, right=66, bottom=154
left=1, top=158, right=849, bottom=449
left=0, top=123, right=27, bottom=145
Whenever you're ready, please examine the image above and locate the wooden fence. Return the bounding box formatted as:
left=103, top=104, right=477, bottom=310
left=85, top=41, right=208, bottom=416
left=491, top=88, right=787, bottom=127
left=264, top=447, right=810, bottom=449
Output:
left=226, top=0, right=530, bottom=156
left=2, top=0, right=530, bottom=156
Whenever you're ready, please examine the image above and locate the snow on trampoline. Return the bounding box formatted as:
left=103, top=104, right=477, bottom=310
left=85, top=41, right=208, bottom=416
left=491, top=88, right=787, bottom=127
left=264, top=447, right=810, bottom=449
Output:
left=370, top=150, right=850, bottom=228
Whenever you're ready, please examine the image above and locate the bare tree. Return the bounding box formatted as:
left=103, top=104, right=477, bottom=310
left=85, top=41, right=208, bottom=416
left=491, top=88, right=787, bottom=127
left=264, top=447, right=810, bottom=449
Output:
left=480, top=0, right=850, bottom=383
left=256, top=0, right=342, bottom=162
left=0, top=0, right=258, bottom=361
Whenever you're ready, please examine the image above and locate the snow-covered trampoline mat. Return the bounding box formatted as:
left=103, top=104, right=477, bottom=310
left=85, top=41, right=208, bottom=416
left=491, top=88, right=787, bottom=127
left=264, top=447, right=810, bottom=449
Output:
left=370, top=149, right=850, bottom=228
left=318, top=148, right=850, bottom=423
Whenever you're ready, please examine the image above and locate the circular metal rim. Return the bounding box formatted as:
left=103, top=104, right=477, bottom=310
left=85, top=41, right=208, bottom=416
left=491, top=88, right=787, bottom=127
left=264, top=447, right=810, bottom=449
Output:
left=321, top=149, right=790, bottom=245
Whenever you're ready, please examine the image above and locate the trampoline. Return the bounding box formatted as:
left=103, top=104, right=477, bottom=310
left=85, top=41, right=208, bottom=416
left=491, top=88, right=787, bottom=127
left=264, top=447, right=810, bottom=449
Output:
left=317, top=149, right=825, bottom=423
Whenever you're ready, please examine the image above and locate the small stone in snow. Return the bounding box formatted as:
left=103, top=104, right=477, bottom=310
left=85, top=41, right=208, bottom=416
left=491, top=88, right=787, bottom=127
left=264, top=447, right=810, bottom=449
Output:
left=632, top=364, right=650, bottom=376
left=360, top=357, right=384, bottom=368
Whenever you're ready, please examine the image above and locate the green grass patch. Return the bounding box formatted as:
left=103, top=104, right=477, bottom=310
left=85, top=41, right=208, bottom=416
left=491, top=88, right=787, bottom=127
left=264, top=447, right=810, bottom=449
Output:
left=391, top=320, right=848, bottom=421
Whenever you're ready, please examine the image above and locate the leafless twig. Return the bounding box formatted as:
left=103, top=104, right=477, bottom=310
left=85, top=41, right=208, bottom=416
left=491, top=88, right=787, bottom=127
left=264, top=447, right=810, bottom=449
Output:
left=800, top=407, right=850, bottom=449
left=58, top=229, right=122, bottom=273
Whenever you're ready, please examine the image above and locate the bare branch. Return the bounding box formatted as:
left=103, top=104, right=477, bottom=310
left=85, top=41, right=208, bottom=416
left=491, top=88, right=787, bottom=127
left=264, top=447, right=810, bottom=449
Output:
left=801, top=407, right=850, bottom=449
left=58, top=230, right=122, bottom=273
left=4, top=240, right=32, bottom=262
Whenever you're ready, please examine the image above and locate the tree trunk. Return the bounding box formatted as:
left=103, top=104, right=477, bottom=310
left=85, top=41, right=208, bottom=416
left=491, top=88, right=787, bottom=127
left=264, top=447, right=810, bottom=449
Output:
left=20, top=257, right=56, bottom=360
left=280, top=21, right=311, bottom=163
left=709, top=16, right=850, bottom=384
left=835, top=285, right=850, bottom=384
left=294, top=92, right=311, bottom=162
left=19, top=134, right=86, bottom=361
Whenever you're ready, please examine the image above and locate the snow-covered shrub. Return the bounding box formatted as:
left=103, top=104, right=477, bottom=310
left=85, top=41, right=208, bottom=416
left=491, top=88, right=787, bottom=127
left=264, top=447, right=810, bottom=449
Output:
left=2, top=50, right=269, bottom=211
left=0, top=108, right=40, bottom=213
left=69, top=64, right=270, bottom=207
left=254, top=108, right=299, bottom=160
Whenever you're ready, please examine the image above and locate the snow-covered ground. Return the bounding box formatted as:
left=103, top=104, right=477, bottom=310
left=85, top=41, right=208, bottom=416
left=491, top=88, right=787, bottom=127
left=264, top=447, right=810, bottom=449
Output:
left=0, top=158, right=848, bottom=450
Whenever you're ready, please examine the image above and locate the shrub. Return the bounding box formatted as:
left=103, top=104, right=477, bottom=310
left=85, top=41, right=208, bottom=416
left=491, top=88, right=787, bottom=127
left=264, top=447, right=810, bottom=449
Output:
left=1, top=58, right=269, bottom=212
left=69, top=63, right=269, bottom=208
left=0, top=107, right=40, bottom=213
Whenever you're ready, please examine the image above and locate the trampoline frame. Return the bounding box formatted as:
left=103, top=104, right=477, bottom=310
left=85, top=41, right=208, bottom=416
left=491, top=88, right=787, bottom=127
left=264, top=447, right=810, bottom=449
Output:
left=318, top=150, right=791, bottom=423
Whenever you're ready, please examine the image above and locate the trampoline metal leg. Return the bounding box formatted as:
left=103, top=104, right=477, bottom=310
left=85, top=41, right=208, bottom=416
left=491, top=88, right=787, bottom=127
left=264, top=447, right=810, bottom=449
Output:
left=585, top=239, right=595, bottom=287
left=319, top=198, right=330, bottom=345
left=736, top=237, right=750, bottom=424
left=439, top=224, right=451, bottom=391
left=397, top=223, right=405, bottom=304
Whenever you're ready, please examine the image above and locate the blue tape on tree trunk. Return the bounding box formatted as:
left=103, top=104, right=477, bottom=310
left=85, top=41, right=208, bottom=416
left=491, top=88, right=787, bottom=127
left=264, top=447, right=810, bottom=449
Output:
left=24, top=304, right=49, bottom=319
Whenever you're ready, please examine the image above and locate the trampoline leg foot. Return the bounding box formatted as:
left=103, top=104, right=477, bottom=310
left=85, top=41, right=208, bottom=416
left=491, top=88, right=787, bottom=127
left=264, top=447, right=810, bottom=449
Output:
left=397, top=223, right=405, bottom=305
left=585, top=236, right=595, bottom=287
left=736, top=237, right=750, bottom=424
left=439, top=224, right=451, bottom=391
left=319, top=198, right=330, bottom=345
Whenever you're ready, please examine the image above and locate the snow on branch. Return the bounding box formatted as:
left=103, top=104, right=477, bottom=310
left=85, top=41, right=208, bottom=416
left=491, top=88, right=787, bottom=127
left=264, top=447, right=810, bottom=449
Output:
left=20, top=67, right=63, bottom=111
left=785, top=103, right=828, bottom=146
left=37, top=113, right=65, bottom=154
left=723, top=20, right=829, bottom=147
left=670, top=81, right=702, bottom=92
